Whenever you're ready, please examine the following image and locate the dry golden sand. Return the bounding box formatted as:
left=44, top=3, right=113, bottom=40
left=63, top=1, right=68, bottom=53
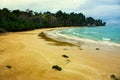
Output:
left=0, top=28, right=120, bottom=80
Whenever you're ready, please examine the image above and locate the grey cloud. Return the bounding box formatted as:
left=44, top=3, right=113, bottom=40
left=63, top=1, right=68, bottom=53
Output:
left=0, top=0, right=120, bottom=25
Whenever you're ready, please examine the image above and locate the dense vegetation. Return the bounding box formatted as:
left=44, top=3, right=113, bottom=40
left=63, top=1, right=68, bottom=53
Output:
left=0, top=8, right=106, bottom=32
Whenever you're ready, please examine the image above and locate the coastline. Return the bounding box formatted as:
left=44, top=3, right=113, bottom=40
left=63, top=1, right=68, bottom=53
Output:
left=0, top=27, right=120, bottom=80
left=43, top=27, right=120, bottom=48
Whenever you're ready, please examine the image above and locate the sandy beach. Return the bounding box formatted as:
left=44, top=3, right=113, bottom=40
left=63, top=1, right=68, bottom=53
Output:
left=0, top=28, right=120, bottom=80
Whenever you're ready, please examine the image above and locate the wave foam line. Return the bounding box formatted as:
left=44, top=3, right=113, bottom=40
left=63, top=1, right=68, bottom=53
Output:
left=43, top=30, right=120, bottom=47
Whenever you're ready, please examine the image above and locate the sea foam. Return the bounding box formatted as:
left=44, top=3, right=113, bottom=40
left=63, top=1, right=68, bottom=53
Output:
left=44, top=29, right=120, bottom=47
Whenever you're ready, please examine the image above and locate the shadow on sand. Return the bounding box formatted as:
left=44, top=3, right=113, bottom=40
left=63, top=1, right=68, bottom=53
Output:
left=38, top=32, right=75, bottom=47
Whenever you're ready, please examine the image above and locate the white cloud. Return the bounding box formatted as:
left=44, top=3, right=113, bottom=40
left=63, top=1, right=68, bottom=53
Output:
left=0, top=0, right=120, bottom=25
left=0, top=0, right=86, bottom=12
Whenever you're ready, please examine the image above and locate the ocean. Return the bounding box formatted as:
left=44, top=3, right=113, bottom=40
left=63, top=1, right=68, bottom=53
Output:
left=44, top=26, right=120, bottom=47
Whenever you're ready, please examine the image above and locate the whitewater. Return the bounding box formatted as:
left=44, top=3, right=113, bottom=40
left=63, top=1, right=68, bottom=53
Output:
left=44, top=26, right=120, bottom=47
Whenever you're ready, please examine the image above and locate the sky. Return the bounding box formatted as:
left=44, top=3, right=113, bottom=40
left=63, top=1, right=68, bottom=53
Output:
left=0, top=0, right=120, bottom=26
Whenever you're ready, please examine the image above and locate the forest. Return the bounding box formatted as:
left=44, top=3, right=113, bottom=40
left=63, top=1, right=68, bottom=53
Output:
left=0, top=8, right=106, bottom=32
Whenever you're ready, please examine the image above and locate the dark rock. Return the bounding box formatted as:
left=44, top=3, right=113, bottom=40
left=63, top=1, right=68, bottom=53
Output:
left=62, top=55, right=69, bottom=58
left=110, top=74, right=119, bottom=80
left=96, top=48, right=100, bottom=50
left=80, top=48, right=83, bottom=50
left=52, top=65, right=62, bottom=71
left=63, top=48, right=68, bottom=50
left=6, top=65, right=12, bottom=69
left=67, top=59, right=71, bottom=62
left=111, top=74, right=116, bottom=78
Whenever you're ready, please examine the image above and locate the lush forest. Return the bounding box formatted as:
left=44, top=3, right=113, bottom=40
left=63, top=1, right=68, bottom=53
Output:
left=0, top=8, right=106, bottom=33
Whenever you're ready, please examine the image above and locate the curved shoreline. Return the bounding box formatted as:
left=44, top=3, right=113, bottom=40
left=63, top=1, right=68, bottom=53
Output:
left=43, top=29, right=120, bottom=47
left=0, top=28, right=120, bottom=80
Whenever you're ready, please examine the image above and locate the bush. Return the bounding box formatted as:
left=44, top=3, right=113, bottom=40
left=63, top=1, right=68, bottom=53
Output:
left=0, top=27, right=7, bottom=33
left=52, top=65, right=62, bottom=71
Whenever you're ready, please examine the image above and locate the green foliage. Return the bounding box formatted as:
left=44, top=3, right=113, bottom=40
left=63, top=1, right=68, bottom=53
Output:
left=0, top=8, right=106, bottom=32
left=0, top=27, right=6, bottom=33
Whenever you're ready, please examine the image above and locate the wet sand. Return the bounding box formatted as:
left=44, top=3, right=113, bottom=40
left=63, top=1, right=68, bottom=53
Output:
left=0, top=28, right=120, bottom=80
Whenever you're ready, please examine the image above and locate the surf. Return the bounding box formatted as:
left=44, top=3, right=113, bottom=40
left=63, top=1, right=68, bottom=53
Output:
left=44, top=26, right=120, bottom=47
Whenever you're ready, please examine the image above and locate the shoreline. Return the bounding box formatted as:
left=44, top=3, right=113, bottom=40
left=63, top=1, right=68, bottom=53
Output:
left=0, top=27, right=120, bottom=80
left=43, top=28, right=120, bottom=48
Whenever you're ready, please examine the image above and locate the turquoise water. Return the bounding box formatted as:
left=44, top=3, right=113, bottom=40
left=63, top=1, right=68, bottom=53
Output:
left=57, top=26, right=120, bottom=44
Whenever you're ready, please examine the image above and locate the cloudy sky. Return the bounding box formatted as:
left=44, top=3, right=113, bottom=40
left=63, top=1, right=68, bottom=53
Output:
left=0, top=0, right=120, bottom=26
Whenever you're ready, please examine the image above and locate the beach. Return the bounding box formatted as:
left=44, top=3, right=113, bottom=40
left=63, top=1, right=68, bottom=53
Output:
left=0, top=28, right=120, bottom=80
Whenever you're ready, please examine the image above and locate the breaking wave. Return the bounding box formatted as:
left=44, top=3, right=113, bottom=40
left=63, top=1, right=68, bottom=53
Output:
left=43, top=28, right=120, bottom=47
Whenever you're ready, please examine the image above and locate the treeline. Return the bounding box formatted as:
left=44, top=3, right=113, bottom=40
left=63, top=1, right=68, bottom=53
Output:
left=0, top=8, right=106, bottom=32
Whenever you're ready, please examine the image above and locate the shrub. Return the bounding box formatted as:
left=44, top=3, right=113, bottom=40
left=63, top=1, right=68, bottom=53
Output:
left=0, top=27, right=6, bottom=33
